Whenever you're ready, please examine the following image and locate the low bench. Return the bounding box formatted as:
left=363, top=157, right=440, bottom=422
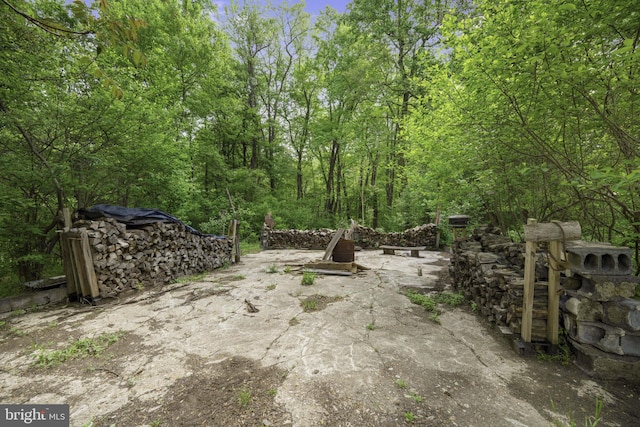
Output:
left=380, top=245, right=426, bottom=258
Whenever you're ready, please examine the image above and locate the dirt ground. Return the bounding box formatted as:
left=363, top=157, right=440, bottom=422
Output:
left=1, top=249, right=639, bottom=427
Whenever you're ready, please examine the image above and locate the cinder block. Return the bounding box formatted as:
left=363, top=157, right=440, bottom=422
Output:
left=564, top=296, right=603, bottom=321
left=621, top=332, right=640, bottom=357
left=604, top=299, right=640, bottom=331
left=566, top=241, right=633, bottom=276
left=576, top=321, right=625, bottom=355
left=577, top=276, right=637, bottom=301
left=570, top=338, right=640, bottom=381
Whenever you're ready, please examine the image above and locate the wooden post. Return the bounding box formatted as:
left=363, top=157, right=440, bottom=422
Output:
left=547, top=239, right=562, bottom=345
left=521, top=218, right=537, bottom=343
left=62, top=208, right=72, bottom=231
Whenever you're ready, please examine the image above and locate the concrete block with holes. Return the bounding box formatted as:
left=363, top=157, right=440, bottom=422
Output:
left=565, top=240, right=633, bottom=276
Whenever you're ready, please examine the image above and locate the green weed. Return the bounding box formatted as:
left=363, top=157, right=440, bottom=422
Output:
left=238, top=387, right=251, bottom=406
left=267, top=264, right=278, bottom=273
left=284, top=266, right=292, bottom=273
left=551, top=397, right=603, bottom=427
left=266, top=283, right=277, bottom=291
left=366, top=322, right=375, bottom=331
left=404, top=412, right=415, bottom=423
left=302, top=299, right=317, bottom=312
left=395, top=379, right=407, bottom=389
left=33, top=331, right=124, bottom=368
left=301, top=272, right=316, bottom=286
left=406, top=290, right=466, bottom=322
left=405, top=392, right=422, bottom=403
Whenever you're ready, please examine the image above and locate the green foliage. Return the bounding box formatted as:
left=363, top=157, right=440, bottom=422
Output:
left=404, top=412, right=415, bottom=423
left=237, top=387, right=251, bottom=407
left=33, top=332, right=124, bottom=368
left=551, top=397, right=603, bottom=427
left=302, top=298, right=317, bottom=312
left=395, top=379, right=407, bottom=389
left=406, top=290, right=466, bottom=322
left=301, top=272, right=317, bottom=286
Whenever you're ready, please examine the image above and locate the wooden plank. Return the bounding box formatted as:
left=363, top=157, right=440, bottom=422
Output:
left=547, top=240, right=562, bottom=345
left=304, top=268, right=352, bottom=276
left=379, top=245, right=427, bottom=251
left=524, top=221, right=581, bottom=242
left=62, top=208, right=72, bottom=231
left=521, top=218, right=537, bottom=343
left=60, top=233, right=79, bottom=296
left=322, top=228, right=345, bottom=261
left=304, top=261, right=358, bottom=273
left=79, top=230, right=100, bottom=298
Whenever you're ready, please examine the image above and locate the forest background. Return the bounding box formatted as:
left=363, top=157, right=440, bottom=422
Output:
left=1, top=0, right=639, bottom=295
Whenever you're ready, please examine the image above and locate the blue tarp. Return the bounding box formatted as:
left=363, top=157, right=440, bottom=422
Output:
left=78, top=204, right=205, bottom=235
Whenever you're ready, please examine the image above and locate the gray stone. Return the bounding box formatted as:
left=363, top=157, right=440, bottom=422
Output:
left=576, top=321, right=625, bottom=355
left=621, top=332, right=640, bottom=357
left=564, top=296, right=603, bottom=321
left=577, top=276, right=637, bottom=301
left=603, top=299, right=640, bottom=331
left=570, top=338, right=640, bottom=381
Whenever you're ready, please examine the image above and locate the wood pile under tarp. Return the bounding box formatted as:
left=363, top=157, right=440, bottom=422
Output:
left=261, top=223, right=438, bottom=250
left=65, top=218, right=232, bottom=298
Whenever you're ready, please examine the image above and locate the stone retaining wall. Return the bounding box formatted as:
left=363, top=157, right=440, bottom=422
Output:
left=261, top=224, right=438, bottom=250
left=69, top=218, right=232, bottom=298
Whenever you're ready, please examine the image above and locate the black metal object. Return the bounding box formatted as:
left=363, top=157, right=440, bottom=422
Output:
left=448, top=215, right=470, bottom=228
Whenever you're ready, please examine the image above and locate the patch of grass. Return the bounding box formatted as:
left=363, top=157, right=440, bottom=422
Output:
left=537, top=334, right=571, bottom=366
left=267, top=388, right=277, bottom=397
left=406, top=290, right=466, bottom=322
left=429, top=312, right=440, bottom=323
left=8, top=326, right=28, bottom=336
left=150, top=420, right=162, bottom=427
left=436, top=291, right=466, bottom=306
left=230, top=274, right=245, bottom=281
left=551, top=397, right=603, bottom=427
left=0, top=320, right=5, bottom=329
left=404, top=411, right=415, bottom=423
left=302, top=299, right=317, bottom=312
left=284, top=266, right=292, bottom=273
left=266, top=283, right=277, bottom=291
left=240, top=241, right=261, bottom=255
left=289, top=317, right=299, bottom=326
left=0, top=279, right=25, bottom=298
left=9, top=309, right=26, bottom=317
left=405, top=392, right=422, bottom=403
left=366, top=322, right=375, bottom=331
left=33, top=331, right=125, bottom=368
left=470, top=301, right=478, bottom=312
left=395, top=379, right=407, bottom=389
left=301, top=271, right=317, bottom=286
left=267, top=264, right=278, bottom=274
left=238, top=387, right=252, bottom=407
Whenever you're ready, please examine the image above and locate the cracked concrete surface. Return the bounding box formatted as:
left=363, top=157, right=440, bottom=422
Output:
left=1, top=249, right=639, bottom=426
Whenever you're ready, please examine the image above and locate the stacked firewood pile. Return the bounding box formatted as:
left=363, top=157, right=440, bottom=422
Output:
left=262, top=224, right=438, bottom=250
left=70, top=218, right=232, bottom=298
left=450, top=226, right=550, bottom=339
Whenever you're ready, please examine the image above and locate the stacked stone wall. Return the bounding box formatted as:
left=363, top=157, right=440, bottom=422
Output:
left=262, top=224, right=438, bottom=250
left=450, top=225, right=640, bottom=380
left=69, top=218, right=232, bottom=298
